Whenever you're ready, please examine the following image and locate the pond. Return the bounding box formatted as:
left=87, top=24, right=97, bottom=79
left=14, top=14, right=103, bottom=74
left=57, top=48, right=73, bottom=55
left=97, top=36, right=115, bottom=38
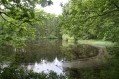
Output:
left=0, top=39, right=118, bottom=79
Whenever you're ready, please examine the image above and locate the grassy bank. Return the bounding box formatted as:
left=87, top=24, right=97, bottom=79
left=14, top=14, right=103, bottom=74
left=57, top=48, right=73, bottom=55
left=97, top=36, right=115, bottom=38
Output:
left=62, top=34, right=116, bottom=47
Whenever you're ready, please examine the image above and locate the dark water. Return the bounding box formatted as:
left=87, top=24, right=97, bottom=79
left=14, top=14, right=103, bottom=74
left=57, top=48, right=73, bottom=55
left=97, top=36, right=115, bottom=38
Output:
left=0, top=39, right=65, bottom=74
left=1, top=39, right=117, bottom=79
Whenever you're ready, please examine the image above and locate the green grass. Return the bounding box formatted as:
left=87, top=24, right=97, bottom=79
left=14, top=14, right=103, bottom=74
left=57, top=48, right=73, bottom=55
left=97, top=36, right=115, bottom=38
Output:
left=78, top=40, right=116, bottom=47
left=62, top=34, right=116, bottom=47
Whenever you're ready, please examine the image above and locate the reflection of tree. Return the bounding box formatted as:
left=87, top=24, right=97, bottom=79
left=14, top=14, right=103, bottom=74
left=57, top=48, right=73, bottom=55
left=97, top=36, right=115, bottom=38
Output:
left=0, top=39, right=64, bottom=64
left=1, top=42, right=119, bottom=79
left=0, top=45, right=15, bottom=62
left=14, top=39, right=64, bottom=64
left=62, top=44, right=99, bottom=61
left=64, top=68, right=102, bottom=79
left=64, top=68, right=81, bottom=79
left=63, top=47, right=119, bottom=79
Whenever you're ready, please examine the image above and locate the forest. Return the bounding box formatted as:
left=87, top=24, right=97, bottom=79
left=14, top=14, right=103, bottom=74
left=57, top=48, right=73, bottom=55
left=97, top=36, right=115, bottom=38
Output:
left=0, top=0, right=119, bottom=79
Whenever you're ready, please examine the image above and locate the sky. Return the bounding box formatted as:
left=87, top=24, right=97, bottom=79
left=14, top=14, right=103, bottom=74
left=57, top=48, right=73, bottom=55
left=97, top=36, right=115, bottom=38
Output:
left=0, top=0, right=68, bottom=15
left=36, top=0, right=68, bottom=15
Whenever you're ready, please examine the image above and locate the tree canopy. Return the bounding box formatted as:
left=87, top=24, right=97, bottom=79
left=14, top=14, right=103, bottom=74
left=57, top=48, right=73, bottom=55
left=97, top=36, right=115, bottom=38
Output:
left=0, top=0, right=53, bottom=46
left=34, top=11, right=62, bottom=39
left=61, top=0, right=119, bottom=42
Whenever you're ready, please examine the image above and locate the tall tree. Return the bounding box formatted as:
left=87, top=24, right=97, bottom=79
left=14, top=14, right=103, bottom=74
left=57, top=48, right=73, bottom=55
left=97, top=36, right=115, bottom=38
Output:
left=35, top=12, right=62, bottom=39
left=0, top=0, right=53, bottom=46
left=61, top=0, right=119, bottom=42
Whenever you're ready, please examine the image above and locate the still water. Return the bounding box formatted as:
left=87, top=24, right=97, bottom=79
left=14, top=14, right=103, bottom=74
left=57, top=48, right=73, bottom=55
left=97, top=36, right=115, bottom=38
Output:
left=0, top=39, right=111, bottom=78
left=0, top=39, right=65, bottom=74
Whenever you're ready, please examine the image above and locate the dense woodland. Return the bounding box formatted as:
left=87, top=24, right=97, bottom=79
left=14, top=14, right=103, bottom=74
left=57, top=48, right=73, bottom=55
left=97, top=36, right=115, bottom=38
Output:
left=1, top=0, right=119, bottom=79
left=61, top=0, right=119, bottom=42
left=0, top=0, right=119, bottom=46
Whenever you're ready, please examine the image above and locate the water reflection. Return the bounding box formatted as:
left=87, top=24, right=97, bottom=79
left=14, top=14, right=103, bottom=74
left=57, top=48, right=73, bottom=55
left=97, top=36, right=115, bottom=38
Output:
left=0, top=39, right=110, bottom=77
left=0, top=45, right=15, bottom=62
left=63, top=47, right=108, bottom=69
left=0, top=39, right=65, bottom=74
left=27, top=58, right=63, bottom=74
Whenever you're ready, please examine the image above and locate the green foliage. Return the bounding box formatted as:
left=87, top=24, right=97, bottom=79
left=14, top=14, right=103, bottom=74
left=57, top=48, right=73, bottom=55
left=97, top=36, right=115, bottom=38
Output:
left=0, top=14, right=36, bottom=47
left=34, top=12, right=62, bottom=39
left=61, top=0, right=119, bottom=42
left=0, top=0, right=53, bottom=47
left=0, top=65, right=66, bottom=79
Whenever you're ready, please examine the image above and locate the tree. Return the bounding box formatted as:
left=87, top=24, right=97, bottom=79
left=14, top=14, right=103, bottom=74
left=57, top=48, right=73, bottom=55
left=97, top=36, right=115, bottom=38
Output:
left=0, top=0, right=53, bottom=46
left=34, top=11, right=62, bottom=39
left=61, top=0, right=119, bottom=42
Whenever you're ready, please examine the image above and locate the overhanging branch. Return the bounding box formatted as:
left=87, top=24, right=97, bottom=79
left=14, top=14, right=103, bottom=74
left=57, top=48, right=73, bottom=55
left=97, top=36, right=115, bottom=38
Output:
left=0, top=14, right=7, bottom=21
left=83, top=9, right=119, bottom=22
